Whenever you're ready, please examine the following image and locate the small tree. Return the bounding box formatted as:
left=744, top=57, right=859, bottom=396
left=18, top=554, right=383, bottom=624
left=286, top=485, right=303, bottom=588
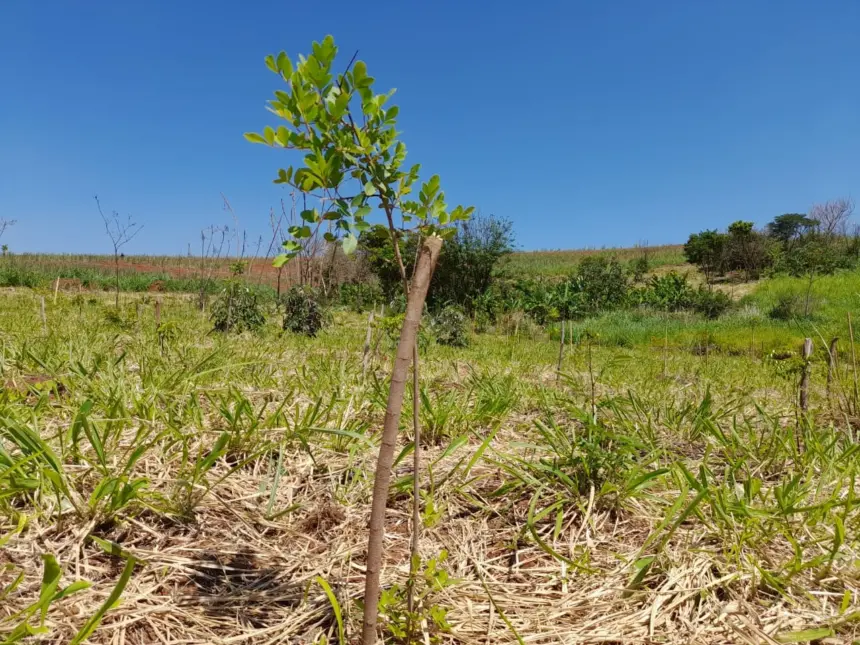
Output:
left=245, top=36, right=473, bottom=643
left=767, top=213, right=819, bottom=250
left=94, top=196, right=143, bottom=307
left=787, top=232, right=841, bottom=316
left=0, top=218, right=15, bottom=244
left=810, top=197, right=854, bottom=236
left=724, top=220, right=771, bottom=280
left=684, top=229, right=726, bottom=284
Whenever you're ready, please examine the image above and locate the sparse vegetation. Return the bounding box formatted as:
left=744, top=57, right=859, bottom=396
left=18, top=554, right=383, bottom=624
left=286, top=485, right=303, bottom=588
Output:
left=3, top=30, right=860, bottom=645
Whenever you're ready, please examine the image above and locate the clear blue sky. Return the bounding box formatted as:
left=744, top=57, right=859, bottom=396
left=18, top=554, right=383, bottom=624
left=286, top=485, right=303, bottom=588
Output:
left=2, top=0, right=859, bottom=254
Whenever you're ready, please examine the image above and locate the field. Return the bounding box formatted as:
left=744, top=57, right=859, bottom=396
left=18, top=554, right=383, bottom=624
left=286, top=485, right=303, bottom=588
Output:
left=2, top=280, right=860, bottom=644
left=504, top=245, right=686, bottom=278
left=0, top=246, right=688, bottom=293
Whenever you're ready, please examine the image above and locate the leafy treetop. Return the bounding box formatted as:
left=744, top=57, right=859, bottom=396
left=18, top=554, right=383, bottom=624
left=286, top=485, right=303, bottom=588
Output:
left=245, top=35, right=473, bottom=270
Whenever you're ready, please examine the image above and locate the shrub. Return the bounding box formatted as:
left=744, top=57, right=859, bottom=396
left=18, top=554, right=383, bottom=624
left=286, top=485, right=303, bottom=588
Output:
left=211, top=282, right=266, bottom=333
left=359, top=214, right=514, bottom=313
left=768, top=293, right=804, bottom=320
left=431, top=305, right=470, bottom=347
left=573, top=256, right=629, bottom=314
left=338, top=281, right=383, bottom=312
left=629, top=255, right=649, bottom=282
left=645, top=272, right=694, bottom=311
left=691, top=287, right=731, bottom=319
left=379, top=312, right=433, bottom=350
left=281, top=286, right=326, bottom=337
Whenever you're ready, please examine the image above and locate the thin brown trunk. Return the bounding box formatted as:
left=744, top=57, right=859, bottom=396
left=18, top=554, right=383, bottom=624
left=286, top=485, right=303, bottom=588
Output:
left=115, top=255, right=120, bottom=309
left=800, top=337, right=813, bottom=413
left=849, top=313, right=858, bottom=413
left=826, top=337, right=838, bottom=401
left=407, top=341, right=421, bottom=619
left=53, top=276, right=60, bottom=304
left=155, top=300, right=162, bottom=327
left=39, top=296, right=47, bottom=333
left=362, top=310, right=375, bottom=380
left=362, top=236, right=441, bottom=645
left=556, top=320, right=566, bottom=383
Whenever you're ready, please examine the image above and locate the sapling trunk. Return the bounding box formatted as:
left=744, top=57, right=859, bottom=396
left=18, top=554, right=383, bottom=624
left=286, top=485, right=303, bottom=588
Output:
left=362, top=235, right=442, bottom=645
left=827, top=337, right=838, bottom=402
left=407, top=341, right=421, bottom=619
left=39, top=296, right=47, bottom=333
left=361, top=310, right=375, bottom=380
left=849, top=313, right=858, bottom=414
left=800, top=337, right=813, bottom=414
left=556, top=320, right=566, bottom=383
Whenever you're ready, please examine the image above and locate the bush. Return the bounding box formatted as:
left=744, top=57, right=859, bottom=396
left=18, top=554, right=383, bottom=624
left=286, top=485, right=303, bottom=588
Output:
left=572, top=256, right=629, bottom=314
left=211, top=282, right=266, bottom=333
left=629, top=256, right=649, bottom=282
left=359, top=214, right=514, bottom=313
left=768, top=293, right=804, bottom=320
left=281, top=286, right=326, bottom=337
left=644, top=272, right=694, bottom=311
left=431, top=305, right=470, bottom=347
left=691, top=287, right=731, bottom=319
left=338, top=281, right=383, bottom=312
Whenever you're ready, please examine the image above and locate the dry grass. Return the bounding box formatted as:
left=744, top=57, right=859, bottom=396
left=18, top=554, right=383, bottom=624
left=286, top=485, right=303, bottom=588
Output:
left=1, top=292, right=859, bottom=644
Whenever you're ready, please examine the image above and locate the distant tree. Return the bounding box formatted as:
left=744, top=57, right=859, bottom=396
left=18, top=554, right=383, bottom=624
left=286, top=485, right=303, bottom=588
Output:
left=683, top=230, right=726, bottom=284
left=95, top=196, right=143, bottom=308
left=724, top=220, right=771, bottom=279
left=0, top=218, right=15, bottom=245
left=430, top=214, right=514, bottom=312
left=1, top=244, right=8, bottom=257
left=785, top=233, right=842, bottom=316
left=810, top=198, right=854, bottom=236
left=358, top=224, right=411, bottom=300
left=767, top=213, right=819, bottom=249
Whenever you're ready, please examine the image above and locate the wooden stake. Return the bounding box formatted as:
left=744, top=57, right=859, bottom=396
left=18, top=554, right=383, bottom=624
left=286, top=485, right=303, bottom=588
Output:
left=556, top=320, right=566, bottom=383
left=39, top=296, right=47, bottom=333
left=849, top=313, right=858, bottom=414
left=53, top=277, right=60, bottom=304
left=826, top=337, right=838, bottom=401
left=155, top=299, right=162, bottom=327
left=663, top=323, right=668, bottom=378
left=800, top=337, right=813, bottom=413
left=361, top=310, right=375, bottom=379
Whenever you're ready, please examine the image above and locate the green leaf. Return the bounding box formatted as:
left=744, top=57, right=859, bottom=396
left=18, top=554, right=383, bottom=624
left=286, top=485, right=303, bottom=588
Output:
left=355, top=205, right=372, bottom=219
left=288, top=225, right=311, bottom=239
left=70, top=556, right=138, bottom=645
left=315, top=576, right=345, bottom=645
left=300, top=209, right=319, bottom=223
left=272, top=254, right=291, bottom=268
left=263, top=126, right=275, bottom=145
left=243, top=132, right=267, bottom=145
left=264, top=55, right=277, bottom=74
left=363, top=181, right=375, bottom=196
left=775, top=628, right=834, bottom=643
left=38, top=555, right=62, bottom=624
left=342, top=234, right=358, bottom=255
left=276, top=51, right=293, bottom=78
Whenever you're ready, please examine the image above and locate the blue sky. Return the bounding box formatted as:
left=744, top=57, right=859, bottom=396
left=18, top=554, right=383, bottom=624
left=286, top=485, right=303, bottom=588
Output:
left=1, top=0, right=859, bottom=254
